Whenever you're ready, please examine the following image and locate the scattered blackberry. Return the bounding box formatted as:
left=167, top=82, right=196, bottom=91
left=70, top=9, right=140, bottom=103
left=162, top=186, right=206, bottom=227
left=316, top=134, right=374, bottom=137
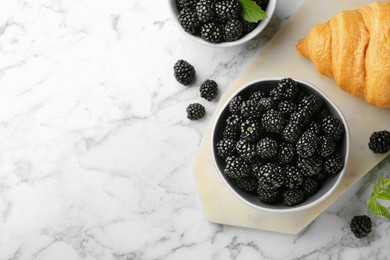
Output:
left=282, top=123, right=302, bottom=143
left=241, top=18, right=259, bottom=34
left=258, top=97, right=275, bottom=111
left=237, top=176, right=258, bottom=193
left=285, top=166, right=304, bottom=189
left=200, top=79, right=218, bottom=101
left=173, top=59, right=196, bottom=85
left=278, top=100, right=296, bottom=116
left=196, top=0, right=214, bottom=23
left=224, top=19, right=243, bottom=42
left=215, top=0, right=241, bottom=20
left=296, top=131, right=319, bottom=158
left=321, top=116, right=344, bottom=140
left=216, top=138, right=236, bottom=158
left=201, top=22, right=223, bottom=43
left=241, top=99, right=262, bottom=119
left=236, top=139, right=256, bottom=161
left=224, top=156, right=250, bottom=178
left=278, top=142, right=295, bottom=165
left=177, top=0, right=198, bottom=9
left=350, top=215, right=372, bottom=239
left=276, top=78, right=299, bottom=101
left=249, top=90, right=266, bottom=101
left=324, top=153, right=344, bottom=175
left=368, top=130, right=390, bottom=154
left=226, top=114, right=241, bottom=132
left=319, top=135, right=336, bottom=157
left=258, top=187, right=281, bottom=204
left=256, top=137, right=279, bottom=159
left=229, top=95, right=243, bottom=115
left=258, top=163, right=285, bottom=190
left=307, top=121, right=322, bottom=136
left=297, top=156, right=323, bottom=177
left=298, top=95, right=323, bottom=116
left=283, top=189, right=305, bottom=206
left=241, top=119, right=262, bottom=142
left=186, top=103, right=205, bottom=120
left=223, top=125, right=240, bottom=141
left=178, top=8, right=201, bottom=35
left=303, top=177, right=320, bottom=196
left=261, top=109, right=286, bottom=134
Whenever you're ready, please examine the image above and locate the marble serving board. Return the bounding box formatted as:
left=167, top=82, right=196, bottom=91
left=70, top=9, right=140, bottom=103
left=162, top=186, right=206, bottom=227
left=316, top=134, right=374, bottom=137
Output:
left=193, top=0, right=390, bottom=235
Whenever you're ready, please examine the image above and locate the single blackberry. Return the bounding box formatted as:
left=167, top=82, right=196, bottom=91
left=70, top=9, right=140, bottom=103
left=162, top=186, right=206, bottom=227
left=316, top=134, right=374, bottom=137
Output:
left=196, top=0, right=214, bottom=23
left=258, top=187, right=281, bottom=204
left=200, top=79, right=218, bottom=101
left=223, top=19, right=243, bottom=42
left=276, top=78, right=299, bottom=101
left=173, top=59, right=196, bottom=85
left=289, top=110, right=310, bottom=128
left=303, top=177, right=320, bottom=196
left=236, top=139, right=256, bottom=161
left=261, top=109, right=286, bottom=134
left=236, top=176, right=258, bottom=193
left=223, top=125, right=240, bottom=141
left=298, top=95, right=323, bottom=116
left=258, top=163, right=285, bottom=190
left=324, top=153, right=344, bottom=175
left=321, top=115, right=344, bottom=140
left=368, top=130, right=390, bottom=154
left=229, top=95, right=243, bottom=115
left=297, top=156, right=323, bottom=177
left=278, top=100, right=296, bottom=116
left=319, top=135, right=336, bottom=157
left=249, top=90, right=266, bottom=101
left=226, top=114, right=241, bottom=132
left=258, top=97, right=276, bottom=111
left=224, top=156, right=250, bottom=178
left=278, top=142, right=295, bottom=165
left=283, top=189, right=305, bottom=206
left=350, top=215, right=372, bottom=239
left=241, top=18, right=259, bottom=34
left=285, top=166, right=304, bottom=189
left=215, top=0, right=241, bottom=20
left=282, top=123, right=302, bottom=143
left=201, top=22, right=223, bottom=43
left=256, top=137, right=279, bottom=159
left=241, top=99, right=262, bottom=119
left=186, top=103, right=205, bottom=120
left=216, top=138, right=236, bottom=158
left=178, top=8, right=201, bottom=35
left=177, top=0, right=198, bottom=9
left=241, top=119, right=262, bottom=142
left=296, top=131, right=319, bottom=158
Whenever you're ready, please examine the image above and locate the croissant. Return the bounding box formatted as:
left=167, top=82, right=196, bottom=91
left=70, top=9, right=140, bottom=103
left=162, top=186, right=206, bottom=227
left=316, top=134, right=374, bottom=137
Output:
left=296, top=2, right=390, bottom=108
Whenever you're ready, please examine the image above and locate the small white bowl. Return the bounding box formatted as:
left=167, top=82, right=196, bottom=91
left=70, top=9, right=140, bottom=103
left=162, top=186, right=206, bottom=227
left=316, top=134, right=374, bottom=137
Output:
left=168, top=0, right=277, bottom=47
left=211, top=78, right=350, bottom=212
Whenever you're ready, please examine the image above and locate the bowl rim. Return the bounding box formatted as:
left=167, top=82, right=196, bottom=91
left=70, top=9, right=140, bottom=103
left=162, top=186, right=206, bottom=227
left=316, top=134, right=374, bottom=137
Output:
left=167, top=0, right=277, bottom=48
left=211, top=77, right=351, bottom=213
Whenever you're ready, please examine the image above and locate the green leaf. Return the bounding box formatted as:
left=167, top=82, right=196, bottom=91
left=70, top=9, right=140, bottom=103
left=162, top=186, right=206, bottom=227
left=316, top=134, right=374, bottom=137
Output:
left=368, top=197, right=390, bottom=220
left=239, top=0, right=268, bottom=23
left=377, top=191, right=390, bottom=201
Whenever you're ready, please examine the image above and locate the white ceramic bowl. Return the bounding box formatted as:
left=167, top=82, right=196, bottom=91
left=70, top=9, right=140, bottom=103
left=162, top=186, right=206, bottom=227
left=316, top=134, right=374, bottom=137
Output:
left=168, top=0, right=277, bottom=47
left=211, top=78, right=350, bottom=212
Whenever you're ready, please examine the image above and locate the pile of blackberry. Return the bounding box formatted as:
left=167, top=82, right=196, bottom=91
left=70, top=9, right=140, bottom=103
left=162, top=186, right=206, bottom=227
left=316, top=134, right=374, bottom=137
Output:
left=176, top=0, right=269, bottom=43
left=216, top=78, right=345, bottom=207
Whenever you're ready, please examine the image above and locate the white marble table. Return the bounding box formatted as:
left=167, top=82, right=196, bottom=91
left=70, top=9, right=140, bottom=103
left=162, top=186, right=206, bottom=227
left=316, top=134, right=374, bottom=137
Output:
left=0, top=0, right=389, bottom=259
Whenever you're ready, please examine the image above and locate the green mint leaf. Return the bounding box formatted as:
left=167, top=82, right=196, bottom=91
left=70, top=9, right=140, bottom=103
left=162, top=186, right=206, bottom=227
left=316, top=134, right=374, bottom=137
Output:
left=377, top=191, right=390, bottom=200
left=367, top=176, right=390, bottom=220
left=239, top=0, right=268, bottom=23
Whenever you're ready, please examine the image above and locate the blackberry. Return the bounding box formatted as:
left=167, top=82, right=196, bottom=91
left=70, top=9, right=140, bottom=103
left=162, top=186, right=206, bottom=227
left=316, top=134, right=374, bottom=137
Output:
left=283, top=189, right=305, bottom=206
left=297, top=156, right=323, bottom=177
left=215, top=0, right=241, bottom=20
left=269, top=88, right=282, bottom=102
left=319, top=135, right=336, bottom=157
left=261, top=109, right=286, bottom=134
left=229, top=95, right=243, bottom=115
left=317, top=109, right=330, bottom=120
left=224, top=156, right=250, bottom=178
left=236, top=176, right=258, bottom=193
left=249, top=90, right=266, bottom=101
left=236, top=139, right=256, bottom=161
left=278, top=142, right=295, bottom=165
left=256, top=137, right=279, bottom=159
left=200, top=79, right=218, bottom=101
left=282, top=123, right=302, bottom=143
left=278, top=100, right=296, bottom=116
left=350, top=215, right=372, bottom=239
left=226, top=114, right=241, bottom=132
left=285, top=166, right=304, bottom=190
left=307, top=121, right=322, bottom=136
left=201, top=22, right=223, bottom=43
left=251, top=161, right=264, bottom=178
left=177, top=0, right=198, bottom=9
left=258, top=97, right=275, bottom=111
left=223, top=19, right=243, bottom=42
left=289, top=110, right=310, bottom=128
left=258, top=188, right=281, bottom=204
left=216, top=138, right=236, bottom=158
left=324, top=153, right=344, bottom=175
left=303, top=177, right=320, bottom=196
left=241, top=119, right=262, bottom=142
left=368, top=130, right=390, bottom=154
left=298, top=95, right=323, bottom=116
left=252, top=161, right=274, bottom=179
left=186, top=103, right=205, bottom=120
left=258, top=163, right=285, bottom=190
left=241, top=99, right=262, bottom=119
left=223, top=125, right=240, bottom=141
left=296, top=131, right=319, bottom=158
left=241, top=18, right=259, bottom=34
left=173, top=59, right=196, bottom=85
left=276, top=78, right=299, bottom=101
left=321, top=115, right=344, bottom=140
left=196, top=0, right=214, bottom=23
left=178, top=8, right=201, bottom=35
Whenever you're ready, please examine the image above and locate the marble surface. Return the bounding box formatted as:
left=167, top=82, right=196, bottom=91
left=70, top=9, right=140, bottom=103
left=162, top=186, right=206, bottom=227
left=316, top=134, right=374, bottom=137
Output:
left=0, top=0, right=389, bottom=259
